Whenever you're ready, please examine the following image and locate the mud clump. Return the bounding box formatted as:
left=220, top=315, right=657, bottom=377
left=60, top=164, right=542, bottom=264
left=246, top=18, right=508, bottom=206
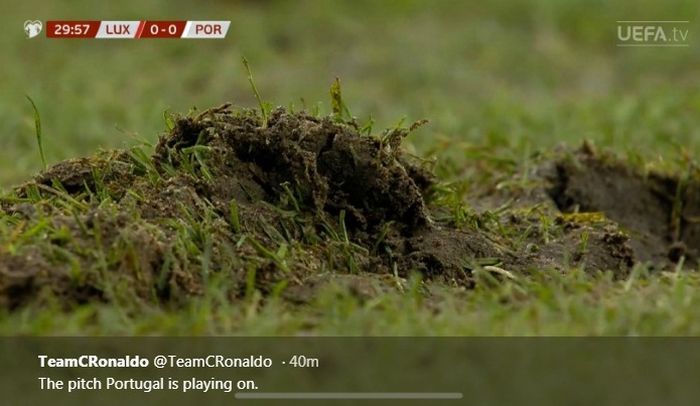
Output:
left=0, top=105, right=696, bottom=309
left=156, top=107, right=432, bottom=233
left=152, top=107, right=504, bottom=282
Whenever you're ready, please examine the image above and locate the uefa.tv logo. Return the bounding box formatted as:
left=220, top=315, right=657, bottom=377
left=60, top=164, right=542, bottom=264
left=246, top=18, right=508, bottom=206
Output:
left=617, top=20, right=689, bottom=47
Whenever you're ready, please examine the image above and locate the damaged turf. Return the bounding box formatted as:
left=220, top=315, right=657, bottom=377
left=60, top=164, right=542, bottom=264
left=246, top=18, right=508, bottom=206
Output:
left=545, top=146, right=700, bottom=266
left=0, top=104, right=697, bottom=309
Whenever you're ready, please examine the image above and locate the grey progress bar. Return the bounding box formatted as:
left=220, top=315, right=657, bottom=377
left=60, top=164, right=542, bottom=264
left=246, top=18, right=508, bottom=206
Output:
left=235, top=392, right=463, bottom=400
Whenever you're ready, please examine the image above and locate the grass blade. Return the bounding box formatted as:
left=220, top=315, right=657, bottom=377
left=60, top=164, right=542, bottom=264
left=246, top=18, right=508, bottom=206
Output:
left=25, top=95, right=47, bottom=170
left=242, top=56, right=268, bottom=127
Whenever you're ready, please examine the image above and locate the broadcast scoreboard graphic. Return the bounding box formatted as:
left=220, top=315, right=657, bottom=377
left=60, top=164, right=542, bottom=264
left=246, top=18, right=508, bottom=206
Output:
left=39, top=21, right=230, bottom=39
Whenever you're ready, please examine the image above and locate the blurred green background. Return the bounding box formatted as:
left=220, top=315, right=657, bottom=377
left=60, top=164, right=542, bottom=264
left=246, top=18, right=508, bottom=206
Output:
left=1, top=0, right=699, bottom=189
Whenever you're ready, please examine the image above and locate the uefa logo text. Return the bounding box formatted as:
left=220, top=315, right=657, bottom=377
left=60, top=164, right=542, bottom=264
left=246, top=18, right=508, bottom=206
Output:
left=617, top=21, right=689, bottom=47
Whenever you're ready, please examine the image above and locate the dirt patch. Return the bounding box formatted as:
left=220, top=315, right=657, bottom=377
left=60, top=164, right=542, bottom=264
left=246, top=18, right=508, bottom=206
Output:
left=0, top=105, right=695, bottom=309
left=544, top=147, right=699, bottom=267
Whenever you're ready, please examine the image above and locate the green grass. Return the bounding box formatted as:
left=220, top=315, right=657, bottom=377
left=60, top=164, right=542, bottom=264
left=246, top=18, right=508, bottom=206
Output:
left=3, top=267, right=700, bottom=335
left=24, top=95, right=47, bottom=170
left=1, top=0, right=700, bottom=335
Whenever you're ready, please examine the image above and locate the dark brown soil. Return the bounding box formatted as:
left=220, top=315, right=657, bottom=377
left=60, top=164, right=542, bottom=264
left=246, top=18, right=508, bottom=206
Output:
left=156, top=106, right=432, bottom=233
left=0, top=105, right=696, bottom=309
left=545, top=147, right=699, bottom=267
